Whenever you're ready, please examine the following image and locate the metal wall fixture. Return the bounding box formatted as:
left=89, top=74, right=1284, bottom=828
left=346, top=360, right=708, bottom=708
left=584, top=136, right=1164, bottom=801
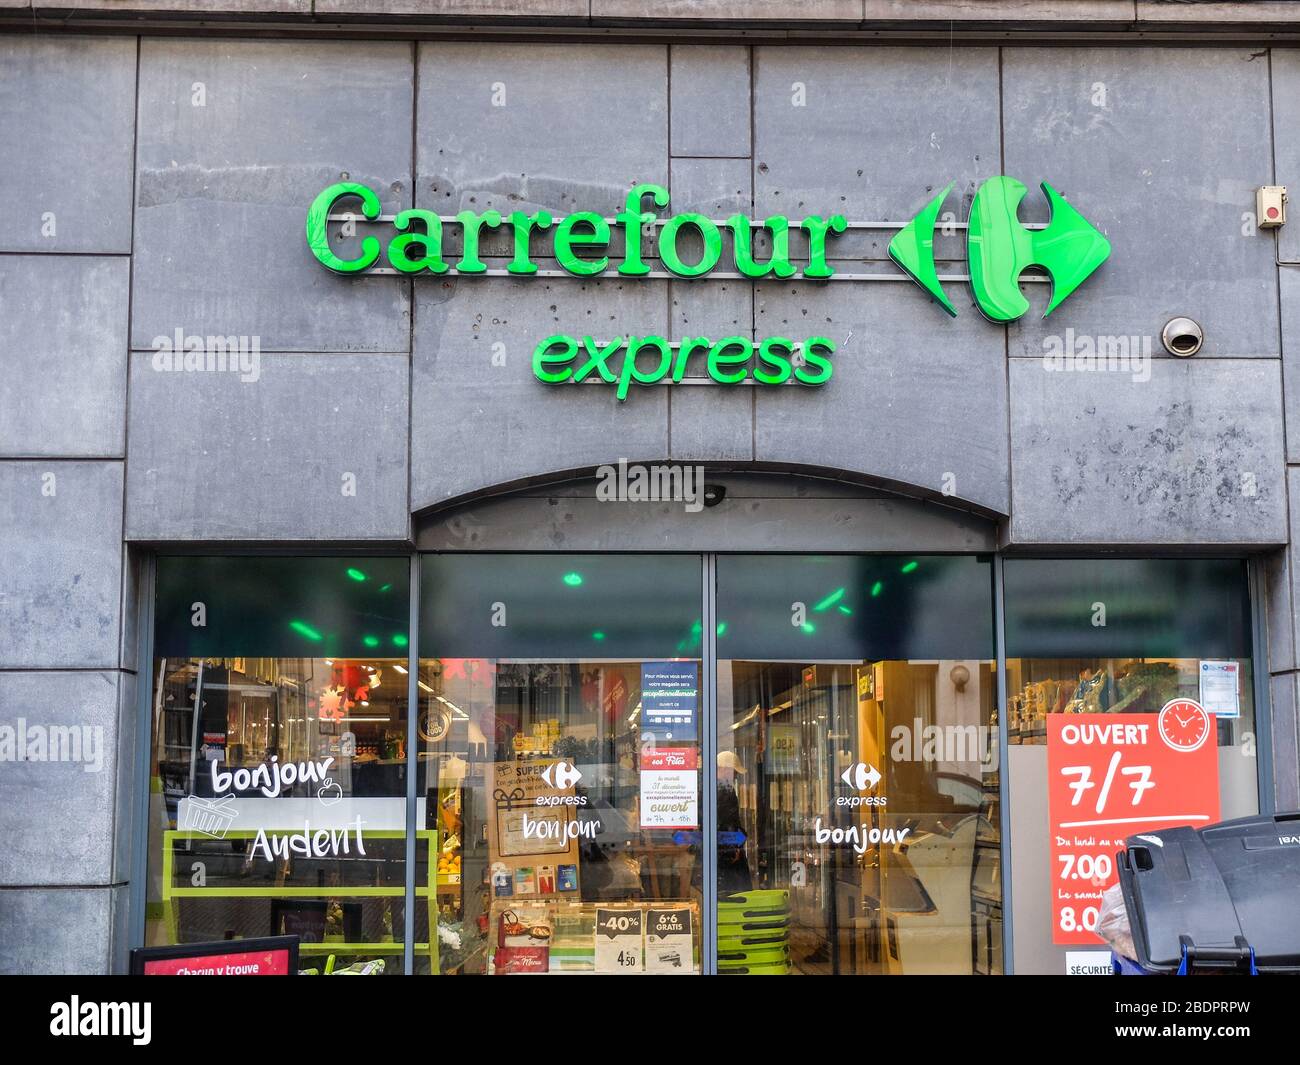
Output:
left=1161, top=316, right=1204, bottom=357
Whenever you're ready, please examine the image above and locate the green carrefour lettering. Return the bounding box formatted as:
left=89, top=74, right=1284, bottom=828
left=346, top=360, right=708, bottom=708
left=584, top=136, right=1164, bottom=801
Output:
left=672, top=336, right=711, bottom=382
left=306, top=181, right=382, bottom=273
left=455, top=209, right=503, bottom=273
left=507, top=210, right=553, bottom=275
left=616, top=336, right=672, bottom=400
left=532, top=335, right=578, bottom=382
left=575, top=336, right=621, bottom=383
left=730, top=216, right=796, bottom=279
left=801, top=215, right=848, bottom=279
left=660, top=213, right=722, bottom=277
left=754, top=337, right=794, bottom=384
left=967, top=177, right=1111, bottom=322
left=387, top=209, right=448, bottom=274
left=708, top=337, right=753, bottom=384
left=617, top=183, right=670, bottom=277
left=795, top=337, right=835, bottom=385
left=555, top=211, right=610, bottom=277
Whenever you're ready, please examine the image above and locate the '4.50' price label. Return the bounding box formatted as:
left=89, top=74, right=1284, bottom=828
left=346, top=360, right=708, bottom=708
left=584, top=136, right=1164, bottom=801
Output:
left=595, top=908, right=644, bottom=973
left=1046, top=709, right=1220, bottom=946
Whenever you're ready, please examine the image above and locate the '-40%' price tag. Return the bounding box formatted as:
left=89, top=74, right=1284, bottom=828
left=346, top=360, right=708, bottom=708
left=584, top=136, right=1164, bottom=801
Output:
left=594, top=908, right=644, bottom=973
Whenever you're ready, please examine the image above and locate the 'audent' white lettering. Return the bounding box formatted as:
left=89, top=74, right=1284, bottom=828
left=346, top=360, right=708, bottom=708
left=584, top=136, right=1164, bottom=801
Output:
left=250, top=816, right=366, bottom=862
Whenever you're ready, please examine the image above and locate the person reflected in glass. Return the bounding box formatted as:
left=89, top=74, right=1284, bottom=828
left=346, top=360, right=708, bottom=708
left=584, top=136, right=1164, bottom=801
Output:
left=716, top=750, right=752, bottom=896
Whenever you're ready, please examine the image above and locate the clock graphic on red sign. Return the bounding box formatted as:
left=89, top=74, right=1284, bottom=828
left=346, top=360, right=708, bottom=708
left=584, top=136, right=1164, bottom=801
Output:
left=1158, top=698, right=1212, bottom=752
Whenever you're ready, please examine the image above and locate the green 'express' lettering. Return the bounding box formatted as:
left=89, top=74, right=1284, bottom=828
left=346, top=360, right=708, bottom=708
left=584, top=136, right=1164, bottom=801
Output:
left=531, top=333, right=835, bottom=401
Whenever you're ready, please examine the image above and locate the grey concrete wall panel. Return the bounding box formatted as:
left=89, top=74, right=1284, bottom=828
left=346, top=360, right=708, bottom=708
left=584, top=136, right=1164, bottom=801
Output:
left=0, top=36, right=136, bottom=254
left=0, top=257, right=129, bottom=458
left=670, top=386, right=753, bottom=461
left=1271, top=51, right=1300, bottom=264
left=752, top=47, right=1000, bottom=263
left=670, top=46, right=751, bottom=159
left=111, top=669, right=138, bottom=886
left=668, top=157, right=751, bottom=218
left=131, top=39, right=413, bottom=352
left=0, top=461, right=123, bottom=668
left=0, top=887, right=121, bottom=974
left=1008, top=359, right=1287, bottom=545
left=1265, top=547, right=1295, bottom=675
left=411, top=275, right=669, bottom=508
left=119, top=546, right=141, bottom=672
left=753, top=282, right=1010, bottom=515
left=0, top=671, right=130, bottom=886
left=1268, top=671, right=1300, bottom=811
left=417, top=43, right=668, bottom=219
left=672, top=279, right=753, bottom=342
left=125, top=353, right=409, bottom=540
left=1288, top=469, right=1300, bottom=673
left=1279, top=268, right=1300, bottom=463
left=1003, top=49, right=1278, bottom=359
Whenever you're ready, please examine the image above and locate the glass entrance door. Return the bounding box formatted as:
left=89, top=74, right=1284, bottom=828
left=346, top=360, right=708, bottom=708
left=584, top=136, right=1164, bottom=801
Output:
left=418, top=553, right=706, bottom=974
left=714, top=554, right=1002, bottom=975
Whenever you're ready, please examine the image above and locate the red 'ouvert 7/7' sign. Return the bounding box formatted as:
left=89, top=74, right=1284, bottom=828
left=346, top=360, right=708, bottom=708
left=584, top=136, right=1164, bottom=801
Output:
left=1047, top=704, right=1220, bottom=946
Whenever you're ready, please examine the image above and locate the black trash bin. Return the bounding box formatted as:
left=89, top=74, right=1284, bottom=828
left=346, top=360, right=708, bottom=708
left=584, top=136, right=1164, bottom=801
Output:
left=1116, top=812, right=1300, bottom=975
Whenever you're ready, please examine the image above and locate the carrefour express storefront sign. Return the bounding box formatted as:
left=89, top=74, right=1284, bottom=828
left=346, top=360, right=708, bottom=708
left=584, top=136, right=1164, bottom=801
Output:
left=306, top=178, right=1110, bottom=401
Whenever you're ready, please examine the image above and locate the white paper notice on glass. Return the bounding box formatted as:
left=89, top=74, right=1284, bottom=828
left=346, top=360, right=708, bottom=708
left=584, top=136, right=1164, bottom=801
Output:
left=1198, top=660, right=1240, bottom=719
left=644, top=907, right=696, bottom=974
left=1065, top=950, right=1114, bottom=976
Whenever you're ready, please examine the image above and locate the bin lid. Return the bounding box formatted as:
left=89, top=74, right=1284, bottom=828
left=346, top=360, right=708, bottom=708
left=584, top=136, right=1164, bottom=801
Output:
left=1119, top=813, right=1300, bottom=973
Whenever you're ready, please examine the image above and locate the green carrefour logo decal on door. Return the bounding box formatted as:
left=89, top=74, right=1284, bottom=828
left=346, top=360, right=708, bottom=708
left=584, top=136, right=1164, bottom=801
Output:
left=889, top=176, right=1111, bottom=322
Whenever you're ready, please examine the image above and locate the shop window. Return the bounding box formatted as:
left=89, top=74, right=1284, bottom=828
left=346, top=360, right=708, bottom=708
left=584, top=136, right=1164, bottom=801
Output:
left=145, top=557, right=410, bottom=976
left=714, top=555, right=1001, bottom=974
left=1003, top=558, right=1257, bottom=974
left=417, top=554, right=704, bottom=974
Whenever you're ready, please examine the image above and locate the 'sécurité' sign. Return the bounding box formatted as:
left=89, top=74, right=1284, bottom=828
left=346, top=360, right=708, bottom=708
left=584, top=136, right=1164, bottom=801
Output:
left=306, top=178, right=1110, bottom=401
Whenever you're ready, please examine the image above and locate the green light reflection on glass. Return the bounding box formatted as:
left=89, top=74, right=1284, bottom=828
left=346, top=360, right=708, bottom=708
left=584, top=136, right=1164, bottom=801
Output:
left=346, top=568, right=367, bottom=582
left=900, top=561, right=919, bottom=574
left=393, top=634, right=408, bottom=648
left=870, top=581, right=884, bottom=597
left=363, top=635, right=380, bottom=648
left=813, top=587, right=845, bottom=612
left=289, top=620, right=323, bottom=641
left=801, top=622, right=816, bottom=634
left=563, top=572, right=584, bottom=587
left=837, top=605, right=852, bottom=616
left=716, top=621, right=728, bottom=637
left=592, top=631, right=606, bottom=641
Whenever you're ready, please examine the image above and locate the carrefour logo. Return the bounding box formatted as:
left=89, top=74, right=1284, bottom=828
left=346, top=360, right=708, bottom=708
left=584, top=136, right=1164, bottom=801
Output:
left=889, top=176, right=1111, bottom=322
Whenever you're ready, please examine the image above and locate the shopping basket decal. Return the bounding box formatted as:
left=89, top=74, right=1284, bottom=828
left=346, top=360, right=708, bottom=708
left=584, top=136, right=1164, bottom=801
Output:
left=178, top=794, right=238, bottom=839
